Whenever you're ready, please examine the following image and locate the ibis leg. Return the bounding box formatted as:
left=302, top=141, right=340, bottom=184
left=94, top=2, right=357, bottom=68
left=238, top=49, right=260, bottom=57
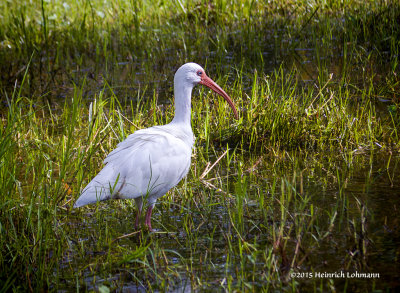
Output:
left=145, top=205, right=154, bottom=232
left=135, top=208, right=142, bottom=230
left=134, top=197, right=143, bottom=230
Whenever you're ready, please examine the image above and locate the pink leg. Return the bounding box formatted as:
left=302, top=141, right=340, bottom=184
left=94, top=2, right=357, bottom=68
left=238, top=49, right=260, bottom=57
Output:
left=145, top=206, right=154, bottom=232
left=135, top=208, right=142, bottom=230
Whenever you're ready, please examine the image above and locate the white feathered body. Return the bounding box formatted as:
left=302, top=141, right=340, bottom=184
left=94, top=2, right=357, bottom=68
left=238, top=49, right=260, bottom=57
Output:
left=74, top=123, right=194, bottom=208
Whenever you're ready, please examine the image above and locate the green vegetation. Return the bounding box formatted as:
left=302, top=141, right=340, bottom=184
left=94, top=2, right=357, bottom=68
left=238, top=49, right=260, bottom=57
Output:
left=1, top=0, right=399, bottom=291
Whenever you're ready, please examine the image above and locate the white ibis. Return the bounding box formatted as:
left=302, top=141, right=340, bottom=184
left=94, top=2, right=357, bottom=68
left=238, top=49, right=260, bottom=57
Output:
left=73, top=63, right=238, bottom=231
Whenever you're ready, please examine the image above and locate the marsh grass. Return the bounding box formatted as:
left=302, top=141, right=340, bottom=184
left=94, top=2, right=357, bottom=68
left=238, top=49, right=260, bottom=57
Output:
left=1, top=0, right=400, bottom=291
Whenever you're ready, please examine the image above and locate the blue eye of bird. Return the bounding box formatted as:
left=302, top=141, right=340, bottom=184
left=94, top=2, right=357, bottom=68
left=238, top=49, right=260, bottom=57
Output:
left=197, top=71, right=202, bottom=76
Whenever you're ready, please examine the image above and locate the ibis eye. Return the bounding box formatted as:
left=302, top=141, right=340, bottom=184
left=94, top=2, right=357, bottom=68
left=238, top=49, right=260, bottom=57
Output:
left=197, top=71, right=203, bottom=76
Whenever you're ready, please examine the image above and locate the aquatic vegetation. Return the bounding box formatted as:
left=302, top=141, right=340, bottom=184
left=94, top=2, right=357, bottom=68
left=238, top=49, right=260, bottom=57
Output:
left=0, top=0, right=399, bottom=291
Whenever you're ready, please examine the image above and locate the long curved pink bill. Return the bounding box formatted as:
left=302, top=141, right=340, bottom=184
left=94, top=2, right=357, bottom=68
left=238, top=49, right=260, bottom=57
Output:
left=200, top=75, right=239, bottom=119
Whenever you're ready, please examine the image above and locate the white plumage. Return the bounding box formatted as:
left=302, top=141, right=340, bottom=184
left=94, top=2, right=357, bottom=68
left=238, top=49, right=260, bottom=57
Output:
left=74, top=63, right=238, bottom=231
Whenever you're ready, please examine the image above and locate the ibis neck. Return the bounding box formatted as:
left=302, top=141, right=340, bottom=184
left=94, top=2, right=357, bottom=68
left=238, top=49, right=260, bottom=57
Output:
left=171, top=82, right=193, bottom=126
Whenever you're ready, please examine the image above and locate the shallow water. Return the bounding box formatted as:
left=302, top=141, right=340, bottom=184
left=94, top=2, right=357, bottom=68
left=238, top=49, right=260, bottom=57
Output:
left=65, top=152, right=399, bottom=291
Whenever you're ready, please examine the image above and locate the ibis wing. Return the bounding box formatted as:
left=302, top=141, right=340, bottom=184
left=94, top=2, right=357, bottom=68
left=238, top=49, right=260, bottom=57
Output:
left=74, top=127, right=192, bottom=207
